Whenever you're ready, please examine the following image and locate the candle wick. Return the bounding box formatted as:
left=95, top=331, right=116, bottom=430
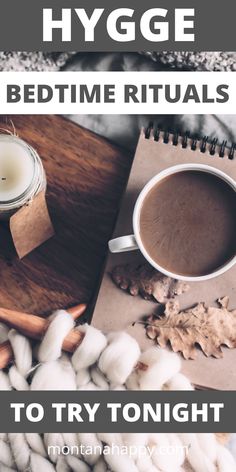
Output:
left=1, top=178, right=6, bottom=181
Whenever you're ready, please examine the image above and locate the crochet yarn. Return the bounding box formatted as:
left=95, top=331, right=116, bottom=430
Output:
left=0, top=310, right=235, bottom=472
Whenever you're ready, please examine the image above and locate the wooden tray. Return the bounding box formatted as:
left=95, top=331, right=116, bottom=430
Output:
left=0, top=115, right=132, bottom=316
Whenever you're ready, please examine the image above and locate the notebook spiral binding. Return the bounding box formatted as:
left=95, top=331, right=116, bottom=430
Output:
left=145, top=122, right=236, bottom=160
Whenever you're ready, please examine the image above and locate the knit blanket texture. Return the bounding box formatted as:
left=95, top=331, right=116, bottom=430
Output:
left=0, top=310, right=235, bottom=472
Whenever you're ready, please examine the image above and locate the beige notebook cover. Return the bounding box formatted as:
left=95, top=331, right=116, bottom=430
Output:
left=92, top=127, right=236, bottom=390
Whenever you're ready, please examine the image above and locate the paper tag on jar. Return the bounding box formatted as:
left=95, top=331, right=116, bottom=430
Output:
left=9, top=190, right=54, bottom=258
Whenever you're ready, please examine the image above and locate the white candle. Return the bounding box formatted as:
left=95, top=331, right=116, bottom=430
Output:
left=0, top=139, right=35, bottom=202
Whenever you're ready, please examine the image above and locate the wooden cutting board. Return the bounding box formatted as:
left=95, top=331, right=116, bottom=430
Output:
left=0, top=115, right=132, bottom=316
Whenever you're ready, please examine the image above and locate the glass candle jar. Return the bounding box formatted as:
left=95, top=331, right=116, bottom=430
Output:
left=0, top=135, right=46, bottom=219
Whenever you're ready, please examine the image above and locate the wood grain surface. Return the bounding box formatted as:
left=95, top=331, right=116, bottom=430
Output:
left=0, top=115, right=132, bottom=317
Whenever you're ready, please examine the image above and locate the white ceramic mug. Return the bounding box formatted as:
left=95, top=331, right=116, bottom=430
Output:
left=108, top=163, right=236, bottom=282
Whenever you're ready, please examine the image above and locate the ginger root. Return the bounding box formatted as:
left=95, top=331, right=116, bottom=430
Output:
left=111, top=263, right=189, bottom=303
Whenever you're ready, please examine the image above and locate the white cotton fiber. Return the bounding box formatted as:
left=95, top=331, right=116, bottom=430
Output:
left=66, top=456, right=91, bottom=472
left=111, top=384, right=126, bottom=390
left=91, top=366, right=109, bottom=390
left=44, top=434, right=65, bottom=463
left=0, top=439, right=15, bottom=468
left=166, top=373, right=193, bottom=391
left=56, top=457, right=70, bottom=472
left=197, top=434, right=217, bottom=463
left=8, top=433, right=30, bottom=471
left=136, top=455, right=161, bottom=472
left=31, top=356, right=76, bottom=390
left=0, top=466, right=17, bottom=472
left=38, top=310, right=74, bottom=363
left=179, top=434, right=216, bottom=472
left=8, top=329, right=32, bottom=377
left=216, top=444, right=236, bottom=471
left=0, top=371, right=11, bottom=390
left=25, top=433, right=46, bottom=457
left=78, top=381, right=101, bottom=391
left=93, top=457, right=108, bottom=472
left=125, top=370, right=139, bottom=390
left=62, top=433, right=80, bottom=456
left=76, top=368, right=91, bottom=387
left=150, top=433, right=184, bottom=471
left=0, top=313, right=236, bottom=472
left=72, top=324, right=107, bottom=370
left=134, top=348, right=181, bottom=390
left=122, top=433, right=148, bottom=454
left=30, top=452, right=55, bottom=472
left=104, top=449, right=139, bottom=472
left=98, top=332, right=140, bottom=385
left=8, top=366, right=29, bottom=391
left=78, top=433, right=102, bottom=465
left=98, top=433, right=124, bottom=447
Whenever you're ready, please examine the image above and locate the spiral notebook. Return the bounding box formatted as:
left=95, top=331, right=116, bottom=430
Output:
left=92, top=125, right=236, bottom=390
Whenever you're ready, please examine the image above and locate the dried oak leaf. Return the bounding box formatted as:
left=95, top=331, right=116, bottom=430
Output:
left=111, top=263, right=189, bottom=303
left=146, top=297, right=236, bottom=360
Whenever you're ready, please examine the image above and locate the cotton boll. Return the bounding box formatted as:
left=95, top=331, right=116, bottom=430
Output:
left=8, top=366, right=29, bottom=391
left=76, top=368, right=91, bottom=387
left=66, top=456, right=91, bottom=472
left=72, top=325, right=107, bottom=370
left=31, top=356, right=76, bottom=390
left=25, top=433, right=46, bottom=457
left=98, top=332, right=140, bottom=385
left=0, top=371, right=11, bottom=390
left=137, top=348, right=181, bottom=390
left=30, top=452, right=55, bottom=472
left=166, top=373, right=193, bottom=391
left=91, top=366, right=110, bottom=390
left=38, top=310, right=74, bottom=363
left=8, top=330, right=32, bottom=377
left=78, top=433, right=102, bottom=465
left=216, top=444, right=236, bottom=471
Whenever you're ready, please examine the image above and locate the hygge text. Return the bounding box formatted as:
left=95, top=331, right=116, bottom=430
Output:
left=43, top=8, right=195, bottom=43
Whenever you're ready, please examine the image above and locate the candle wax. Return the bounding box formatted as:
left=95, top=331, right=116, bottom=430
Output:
left=0, top=140, right=35, bottom=202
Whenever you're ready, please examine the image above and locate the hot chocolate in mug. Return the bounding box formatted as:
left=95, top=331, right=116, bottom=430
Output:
left=108, top=163, right=236, bottom=282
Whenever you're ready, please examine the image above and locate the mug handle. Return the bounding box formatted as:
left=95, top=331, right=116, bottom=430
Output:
left=108, top=235, right=138, bottom=253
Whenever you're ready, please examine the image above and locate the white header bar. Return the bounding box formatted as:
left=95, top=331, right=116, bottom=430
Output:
left=0, top=71, right=235, bottom=114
